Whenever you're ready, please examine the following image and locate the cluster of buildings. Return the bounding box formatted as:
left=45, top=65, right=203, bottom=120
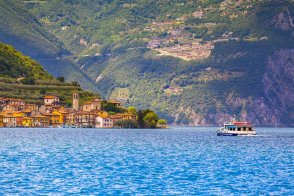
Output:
left=0, top=92, right=136, bottom=128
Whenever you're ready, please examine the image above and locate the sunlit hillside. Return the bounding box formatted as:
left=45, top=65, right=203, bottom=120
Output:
left=4, top=0, right=293, bottom=126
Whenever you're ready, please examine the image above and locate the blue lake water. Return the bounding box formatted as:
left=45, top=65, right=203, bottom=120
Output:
left=0, top=127, right=293, bottom=195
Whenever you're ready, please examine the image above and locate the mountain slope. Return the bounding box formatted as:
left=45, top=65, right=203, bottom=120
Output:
left=22, top=0, right=294, bottom=126
left=0, top=42, right=53, bottom=79
left=0, top=0, right=101, bottom=92
left=0, top=0, right=62, bottom=58
left=0, top=42, right=98, bottom=104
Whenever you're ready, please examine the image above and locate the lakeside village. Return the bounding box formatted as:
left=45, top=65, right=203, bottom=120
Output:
left=0, top=92, right=166, bottom=128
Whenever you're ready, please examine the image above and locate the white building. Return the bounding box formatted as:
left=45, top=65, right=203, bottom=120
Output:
left=95, top=116, right=114, bottom=128
left=44, top=95, right=60, bottom=106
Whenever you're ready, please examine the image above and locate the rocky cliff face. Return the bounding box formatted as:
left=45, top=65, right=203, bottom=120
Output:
left=272, top=10, right=294, bottom=31
left=182, top=97, right=279, bottom=127
left=263, top=49, right=294, bottom=126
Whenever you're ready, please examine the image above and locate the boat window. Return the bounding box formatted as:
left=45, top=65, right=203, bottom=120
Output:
left=243, top=127, right=246, bottom=131
left=238, top=128, right=241, bottom=131
left=249, top=127, right=252, bottom=131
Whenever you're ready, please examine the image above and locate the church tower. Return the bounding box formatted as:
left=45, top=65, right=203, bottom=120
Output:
left=73, top=92, right=79, bottom=110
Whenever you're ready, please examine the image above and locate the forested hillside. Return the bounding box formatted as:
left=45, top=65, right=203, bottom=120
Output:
left=0, top=42, right=98, bottom=105
left=9, top=0, right=294, bottom=126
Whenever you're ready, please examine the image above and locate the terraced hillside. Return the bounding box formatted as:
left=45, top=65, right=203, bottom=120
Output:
left=14, top=0, right=294, bottom=126
left=0, top=42, right=98, bottom=105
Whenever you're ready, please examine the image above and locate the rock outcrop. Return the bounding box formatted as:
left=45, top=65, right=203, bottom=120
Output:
left=263, top=49, right=294, bottom=126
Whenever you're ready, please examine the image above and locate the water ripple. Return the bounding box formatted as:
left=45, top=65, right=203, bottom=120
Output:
left=0, top=127, right=293, bottom=195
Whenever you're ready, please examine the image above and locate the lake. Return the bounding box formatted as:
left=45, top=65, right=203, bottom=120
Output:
left=0, top=127, right=293, bottom=195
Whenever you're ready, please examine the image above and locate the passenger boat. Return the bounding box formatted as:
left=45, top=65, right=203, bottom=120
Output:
left=217, top=117, right=256, bottom=136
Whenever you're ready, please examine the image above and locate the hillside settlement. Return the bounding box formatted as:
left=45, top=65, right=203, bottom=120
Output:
left=0, top=93, right=136, bottom=128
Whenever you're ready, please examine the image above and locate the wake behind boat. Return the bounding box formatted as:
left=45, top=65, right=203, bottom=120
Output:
left=217, top=117, right=256, bottom=136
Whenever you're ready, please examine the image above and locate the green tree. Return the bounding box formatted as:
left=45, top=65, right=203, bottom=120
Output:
left=59, top=95, right=66, bottom=101
left=57, top=76, right=65, bottom=83
left=66, top=101, right=72, bottom=108
left=20, top=77, right=35, bottom=85
left=143, top=111, right=159, bottom=128
left=71, top=81, right=80, bottom=86
left=115, top=119, right=139, bottom=128
left=158, top=119, right=167, bottom=125
left=127, top=106, right=137, bottom=116
left=102, top=101, right=126, bottom=113
left=137, top=109, right=152, bottom=128
left=40, top=87, right=47, bottom=95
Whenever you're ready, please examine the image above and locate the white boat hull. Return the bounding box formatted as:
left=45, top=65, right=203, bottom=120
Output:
left=217, top=128, right=256, bottom=136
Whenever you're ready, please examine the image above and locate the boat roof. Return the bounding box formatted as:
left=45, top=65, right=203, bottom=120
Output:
left=224, top=121, right=253, bottom=127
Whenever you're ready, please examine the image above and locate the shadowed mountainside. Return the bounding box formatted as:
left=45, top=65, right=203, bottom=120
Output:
left=0, top=0, right=101, bottom=92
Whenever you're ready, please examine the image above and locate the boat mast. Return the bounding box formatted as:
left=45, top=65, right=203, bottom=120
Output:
left=231, top=114, right=236, bottom=123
